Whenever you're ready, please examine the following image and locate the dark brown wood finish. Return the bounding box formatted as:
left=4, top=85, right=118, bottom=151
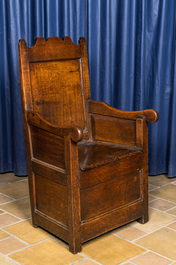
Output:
left=18, top=36, right=158, bottom=253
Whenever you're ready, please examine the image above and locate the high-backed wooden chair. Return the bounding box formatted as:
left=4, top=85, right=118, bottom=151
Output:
left=18, top=36, right=158, bottom=253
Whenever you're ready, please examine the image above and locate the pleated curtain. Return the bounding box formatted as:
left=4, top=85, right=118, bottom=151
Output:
left=0, top=0, right=176, bottom=178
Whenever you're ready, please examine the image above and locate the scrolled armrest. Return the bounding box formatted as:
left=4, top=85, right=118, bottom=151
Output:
left=88, top=100, right=159, bottom=123
left=27, top=111, right=83, bottom=142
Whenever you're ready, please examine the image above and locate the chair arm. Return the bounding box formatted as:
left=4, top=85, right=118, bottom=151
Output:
left=88, top=100, right=159, bottom=123
left=27, top=111, right=83, bottom=142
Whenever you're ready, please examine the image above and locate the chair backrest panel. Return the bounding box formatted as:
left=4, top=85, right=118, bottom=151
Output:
left=30, top=59, right=85, bottom=127
left=19, top=36, right=90, bottom=130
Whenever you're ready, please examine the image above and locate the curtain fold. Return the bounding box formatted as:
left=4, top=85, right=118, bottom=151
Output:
left=0, top=0, right=176, bottom=177
left=145, top=0, right=176, bottom=176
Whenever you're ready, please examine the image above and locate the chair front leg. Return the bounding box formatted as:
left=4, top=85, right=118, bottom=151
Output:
left=65, top=136, right=82, bottom=254
left=136, top=116, right=149, bottom=224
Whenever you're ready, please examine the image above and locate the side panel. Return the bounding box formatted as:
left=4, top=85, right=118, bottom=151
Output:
left=80, top=152, right=143, bottom=189
left=81, top=201, right=143, bottom=242
left=91, top=114, right=136, bottom=145
left=30, top=126, right=65, bottom=169
left=29, top=125, right=68, bottom=228
left=35, top=174, right=68, bottom=226
left=80, top=170, right=142, bottom=221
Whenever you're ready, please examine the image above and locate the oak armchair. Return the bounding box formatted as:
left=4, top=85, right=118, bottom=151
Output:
left=18, top=36, right=158, bottom=253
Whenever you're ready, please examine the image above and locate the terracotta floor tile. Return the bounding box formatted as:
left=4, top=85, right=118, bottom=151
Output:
left=167, top=221, right=176, bottom=230
left=52, top=237, right=68, bottom=247
left=149, top=198, right=176, bottom=211
left=149, top=184, right=159, bottom=191
left=122, top=263, right=134, bottom=265
left=0, top=173, right=27, bottom=186
left=149, top=175, right=174, bottom=186
left=113, top=225, right=147, bottom=241
left=132, top=251, right=172, bottom=265
left=0, top=254, right=17, bottom=265
left=82, top=234, right=146, bottom=265
left=9, top=239, right=83, bottom=265
left=149, top=195, right=158, bottom=202
left=0, top=229, right=10, bottom=240
left=4, top=219, right=53, bottom=244
left=135, top=227, right=176, bottom=260
left=1, top=197, right=31, bottom=219
left=0, top=213, right=20, bottom=228
left=150, top=184, right=176, bottom=203
left=72, top=259, right=99, bottom=265
left=167, top=207, right=176, bottom=216
left=0, top=193, right=13, bottom=204
left=0, top=180, right=29, bottom=199
left=132, top=208, right=175, bottom=232
left=0, top=236, right=28, bottom=254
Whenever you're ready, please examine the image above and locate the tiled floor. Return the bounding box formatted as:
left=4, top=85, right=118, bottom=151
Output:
left=0, top=173, right=176, bottom=265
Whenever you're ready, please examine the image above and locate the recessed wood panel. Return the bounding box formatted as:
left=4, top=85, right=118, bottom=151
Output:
left=92, top=114, right=136, bottom=145
left=30, top=126, right=65, bottom=169
left=30, top=60, right=85, bottom=127
left=81, top=201, right=143, bottom=242
left=35, top=174, right=68, bottom=226
left=81, top=171, right=141, bottom=221
left=32, top=160, right=67, bottom=186
left=80, top=151, right=143, bottom=189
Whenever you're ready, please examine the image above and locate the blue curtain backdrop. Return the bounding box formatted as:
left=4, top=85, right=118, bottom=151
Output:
left=0, top=0, right=176, bottom=177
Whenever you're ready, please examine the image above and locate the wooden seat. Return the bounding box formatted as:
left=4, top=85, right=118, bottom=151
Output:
left=78, top=142, right=143, bottom=171
left=18, top=36, right=158, bottom=253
